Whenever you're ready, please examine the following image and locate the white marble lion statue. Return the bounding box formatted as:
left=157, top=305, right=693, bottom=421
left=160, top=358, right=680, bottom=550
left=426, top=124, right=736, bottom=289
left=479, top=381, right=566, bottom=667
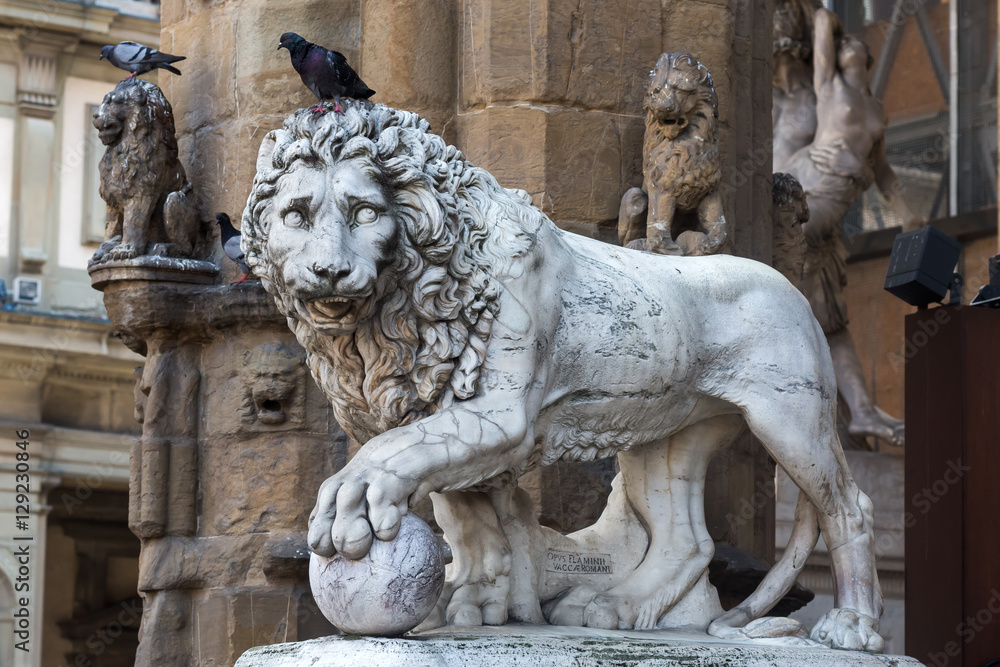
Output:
left=241, top=102, right=884, bottom=652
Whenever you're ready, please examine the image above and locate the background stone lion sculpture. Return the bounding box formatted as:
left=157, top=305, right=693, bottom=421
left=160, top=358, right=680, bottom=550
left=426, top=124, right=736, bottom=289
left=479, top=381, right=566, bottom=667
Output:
left=242, top=102, right=885, bottom=652
left=618, top=52, right=727, bottom=257
left=90, top=78, right=201, bottom=262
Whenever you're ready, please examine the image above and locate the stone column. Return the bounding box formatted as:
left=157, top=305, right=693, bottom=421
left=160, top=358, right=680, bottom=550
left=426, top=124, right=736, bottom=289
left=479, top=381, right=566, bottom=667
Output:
left=12, top=32, right=76, bottom=276
left=92, top=264, right=343, bottom=665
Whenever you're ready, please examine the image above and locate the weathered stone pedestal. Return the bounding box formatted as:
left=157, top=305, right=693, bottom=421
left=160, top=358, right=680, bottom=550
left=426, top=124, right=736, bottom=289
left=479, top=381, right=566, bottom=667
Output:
left=234, top=626, right=924, bottom=667
left=90, top=260, right=345, bottom=665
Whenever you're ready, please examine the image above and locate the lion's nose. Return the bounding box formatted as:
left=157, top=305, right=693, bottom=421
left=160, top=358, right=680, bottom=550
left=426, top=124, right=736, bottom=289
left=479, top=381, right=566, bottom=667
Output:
left=311, top=262, right=350, bottom=283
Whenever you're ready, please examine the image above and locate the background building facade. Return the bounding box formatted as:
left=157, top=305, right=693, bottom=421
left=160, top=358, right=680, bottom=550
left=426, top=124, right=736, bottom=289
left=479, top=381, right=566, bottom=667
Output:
left=0, top=1, right=158, bottom=665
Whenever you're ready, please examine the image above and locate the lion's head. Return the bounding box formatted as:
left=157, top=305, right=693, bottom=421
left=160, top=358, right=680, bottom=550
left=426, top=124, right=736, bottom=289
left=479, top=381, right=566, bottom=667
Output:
left=93, top=78, right=177, bottom=149
left=242, top=103, right=539, bottom=442
left=645, top=52, right=718, bottom=141
left=92, top=78, right=183, bottom=203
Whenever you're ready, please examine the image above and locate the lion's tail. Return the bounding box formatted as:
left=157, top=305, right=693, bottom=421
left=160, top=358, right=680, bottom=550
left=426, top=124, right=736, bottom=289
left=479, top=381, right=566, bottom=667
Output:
left=708, top=489, right=820, bottom=637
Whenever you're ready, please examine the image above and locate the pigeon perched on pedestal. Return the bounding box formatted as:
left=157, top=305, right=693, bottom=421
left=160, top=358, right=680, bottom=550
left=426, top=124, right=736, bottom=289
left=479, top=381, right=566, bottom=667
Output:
left=216, top=213, right=250, bottom=285
left=278, top=32, right=375, bottom=114
left=100, top=41, right=186, bottom=79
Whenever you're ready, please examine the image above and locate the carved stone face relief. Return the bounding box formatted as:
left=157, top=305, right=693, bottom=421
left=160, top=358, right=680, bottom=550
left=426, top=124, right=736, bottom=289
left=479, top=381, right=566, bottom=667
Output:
left=239, top=343, right=306, bottom=427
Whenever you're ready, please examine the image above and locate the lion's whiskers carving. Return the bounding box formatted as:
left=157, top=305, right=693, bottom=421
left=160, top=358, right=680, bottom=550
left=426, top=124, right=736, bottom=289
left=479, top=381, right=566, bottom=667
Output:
left=242, top=105, right=537, bottom=441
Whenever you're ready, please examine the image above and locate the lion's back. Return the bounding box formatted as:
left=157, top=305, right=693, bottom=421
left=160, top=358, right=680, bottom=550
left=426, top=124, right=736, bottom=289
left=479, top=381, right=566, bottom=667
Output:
left=556, top=230, right=823, bottom=353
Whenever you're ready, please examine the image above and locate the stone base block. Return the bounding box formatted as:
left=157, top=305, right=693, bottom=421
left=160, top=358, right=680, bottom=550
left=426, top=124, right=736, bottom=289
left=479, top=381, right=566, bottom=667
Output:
left=234, top=625, right=924, bottom=667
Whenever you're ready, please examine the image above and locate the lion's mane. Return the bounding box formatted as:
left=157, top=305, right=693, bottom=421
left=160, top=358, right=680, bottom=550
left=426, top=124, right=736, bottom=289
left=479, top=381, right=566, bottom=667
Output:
left=643, top=53, right=721, bottom=213
left=96, top=78, right=186, bottom=212
left=242, top=103, right=540, bottom=443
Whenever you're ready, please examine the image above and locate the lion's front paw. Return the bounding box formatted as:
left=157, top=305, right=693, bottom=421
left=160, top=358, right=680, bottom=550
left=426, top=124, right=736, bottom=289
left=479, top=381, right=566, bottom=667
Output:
left=810, top=608, right=885, bottom=653
left=108, top=243, right=140, bottom=260
left=307, top=465, right=416, bottom=560
left=645, top=235, right=684, bottom=256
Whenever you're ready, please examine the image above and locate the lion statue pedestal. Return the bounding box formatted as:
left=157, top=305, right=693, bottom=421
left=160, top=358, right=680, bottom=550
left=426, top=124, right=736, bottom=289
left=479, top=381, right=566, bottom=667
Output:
left=233, top=101, right=920, bottom=666
left=234, top=626, right=920, bottom=667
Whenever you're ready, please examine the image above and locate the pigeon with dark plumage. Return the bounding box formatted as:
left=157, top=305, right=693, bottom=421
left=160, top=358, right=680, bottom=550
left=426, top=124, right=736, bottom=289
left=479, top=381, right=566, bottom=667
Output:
left=216, top=213, right=250, bottom=285
left=100, top=41, right=186, bottom=79
left=278, top=32, right=375, bottom=114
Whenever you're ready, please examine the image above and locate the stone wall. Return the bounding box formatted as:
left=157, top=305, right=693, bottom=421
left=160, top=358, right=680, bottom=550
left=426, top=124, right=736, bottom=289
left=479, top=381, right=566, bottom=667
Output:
left=160, top=0, right=774, bottom=273
left=95, top=279, right=344, bottom=666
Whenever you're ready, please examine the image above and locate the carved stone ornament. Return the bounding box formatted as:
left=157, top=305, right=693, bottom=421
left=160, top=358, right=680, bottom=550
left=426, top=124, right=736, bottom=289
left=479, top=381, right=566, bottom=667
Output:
left=87, top=78, right=216, bottom=287
left=242, top=102, right=885, bottom=652
left=617, top=52, right=728, bottom=257
left=239, top=343, right=307, bottom=427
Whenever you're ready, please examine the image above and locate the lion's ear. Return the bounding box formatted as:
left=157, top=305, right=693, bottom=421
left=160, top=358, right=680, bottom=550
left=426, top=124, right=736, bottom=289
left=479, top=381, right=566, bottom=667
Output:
left=257, top=131, right=279, bottom=172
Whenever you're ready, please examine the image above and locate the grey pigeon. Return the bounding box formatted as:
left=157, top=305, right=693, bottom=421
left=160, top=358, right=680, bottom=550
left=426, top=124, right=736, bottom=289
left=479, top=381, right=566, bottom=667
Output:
left=100, top=41, right=185, bottom=79
left=216, top=213, right=250, bottom=285
left=278, top=32, right=374, bottom=114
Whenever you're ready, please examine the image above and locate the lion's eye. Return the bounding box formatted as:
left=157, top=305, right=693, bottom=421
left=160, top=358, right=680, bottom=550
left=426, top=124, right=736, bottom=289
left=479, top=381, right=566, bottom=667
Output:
left=354, top=206, right=378, bottom=225
left=283, top=210, right=307, bottom=228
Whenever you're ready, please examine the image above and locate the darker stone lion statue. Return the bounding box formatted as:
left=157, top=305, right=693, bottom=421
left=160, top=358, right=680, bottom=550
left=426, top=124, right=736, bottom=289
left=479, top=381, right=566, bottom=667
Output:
left=618, top=52, right=727, bottom=257
left=90, top=78, right=200, bottom=263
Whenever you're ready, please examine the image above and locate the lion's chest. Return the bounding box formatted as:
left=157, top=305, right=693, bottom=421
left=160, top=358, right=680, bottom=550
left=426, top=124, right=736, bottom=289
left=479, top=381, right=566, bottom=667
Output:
left=643, top=126, right=721, bottom=211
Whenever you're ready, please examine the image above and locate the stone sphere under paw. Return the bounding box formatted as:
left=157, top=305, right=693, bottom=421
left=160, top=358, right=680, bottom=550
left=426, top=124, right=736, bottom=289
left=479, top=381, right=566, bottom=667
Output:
left=309, top=513, right=445, bottom=636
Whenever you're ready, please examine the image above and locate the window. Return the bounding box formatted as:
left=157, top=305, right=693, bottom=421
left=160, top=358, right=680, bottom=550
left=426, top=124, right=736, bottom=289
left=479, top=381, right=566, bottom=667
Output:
left=82, top=103, right=104, bottom=245
left=834, top=0, right=997, bottom=233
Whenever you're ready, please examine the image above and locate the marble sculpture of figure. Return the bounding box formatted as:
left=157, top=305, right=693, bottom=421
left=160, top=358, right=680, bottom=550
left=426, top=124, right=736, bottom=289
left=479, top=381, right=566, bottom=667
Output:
left=773, top=0, right=821, bottom=174
left=618, top=52, right=727, bottom=257
left=242, top=102, right=885, bottom=652
left=777, top=7, right=925, bottom=447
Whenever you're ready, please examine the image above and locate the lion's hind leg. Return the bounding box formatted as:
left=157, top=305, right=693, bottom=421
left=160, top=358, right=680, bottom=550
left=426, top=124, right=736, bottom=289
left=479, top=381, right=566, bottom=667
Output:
left=708, top=488, right=818, bottom=641
left=421, top=490, right=513, bottom=630
left=582, top=415, right=742, bottom=631
left=740, top=389, right=884, bottom=652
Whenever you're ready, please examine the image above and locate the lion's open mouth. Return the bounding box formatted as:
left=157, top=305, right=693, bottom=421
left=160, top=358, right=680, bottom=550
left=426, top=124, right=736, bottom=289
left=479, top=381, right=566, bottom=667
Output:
left=307, top=296, right=358, bottom=321
left=97, top=123, right=121, bottom=145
